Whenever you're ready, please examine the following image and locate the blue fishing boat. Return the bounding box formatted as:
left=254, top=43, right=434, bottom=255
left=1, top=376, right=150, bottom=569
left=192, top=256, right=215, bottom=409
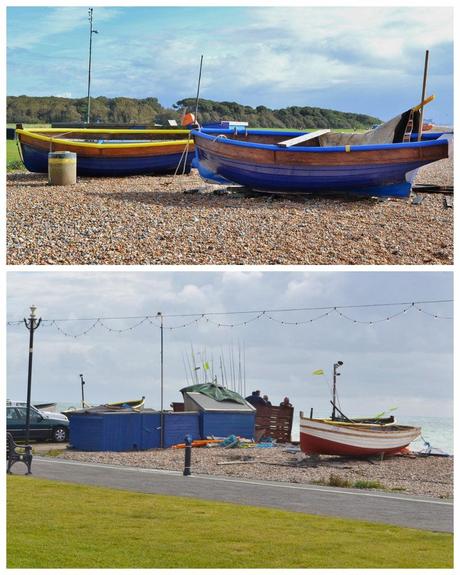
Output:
left=16, top=128, right=194, bottom=177
left=191, top=100, right=450, bottom=198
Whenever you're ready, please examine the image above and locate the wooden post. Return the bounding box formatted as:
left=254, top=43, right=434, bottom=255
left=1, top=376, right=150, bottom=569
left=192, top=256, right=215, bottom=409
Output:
left=418, top=50, right=430, bottom=141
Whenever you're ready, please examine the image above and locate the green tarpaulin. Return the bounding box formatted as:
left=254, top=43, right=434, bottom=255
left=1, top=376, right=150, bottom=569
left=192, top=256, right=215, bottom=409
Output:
left=180, top=383, right=247, bottom=405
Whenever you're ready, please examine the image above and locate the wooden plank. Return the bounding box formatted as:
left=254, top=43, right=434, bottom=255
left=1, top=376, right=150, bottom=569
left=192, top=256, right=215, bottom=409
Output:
left=217, top=460, right=257, bottom=466
left=278, top=129, right=330, bottom=148
left=412, top=184, right=453, bottom=195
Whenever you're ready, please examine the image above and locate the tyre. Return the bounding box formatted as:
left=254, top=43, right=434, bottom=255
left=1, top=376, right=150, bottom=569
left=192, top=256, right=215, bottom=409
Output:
left=52, top=426, right=68, bottom=443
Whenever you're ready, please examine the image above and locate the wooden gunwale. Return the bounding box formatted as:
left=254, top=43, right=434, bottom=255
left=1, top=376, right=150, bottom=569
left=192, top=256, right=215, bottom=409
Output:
left=195, top=135, right=447, bottom=167
left=18, top=127, right=190, bottom=136
left=17, top=129, right=193, bottom=150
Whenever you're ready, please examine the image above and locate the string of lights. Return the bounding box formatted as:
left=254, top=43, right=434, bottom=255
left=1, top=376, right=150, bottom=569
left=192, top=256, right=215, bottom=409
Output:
left=6, top=299, right=453, bottom=337
left=334, top=303, right=415, bottom=325
left=204, top=311, right=267, bottom=328
left=146, top=315, right=204, bottom=331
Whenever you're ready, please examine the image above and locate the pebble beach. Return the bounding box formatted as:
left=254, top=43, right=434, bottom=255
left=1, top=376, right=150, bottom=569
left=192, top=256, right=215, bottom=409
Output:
left=53, top=445, right=453, bottom=499
left=7, top=155, right=453, bottom=266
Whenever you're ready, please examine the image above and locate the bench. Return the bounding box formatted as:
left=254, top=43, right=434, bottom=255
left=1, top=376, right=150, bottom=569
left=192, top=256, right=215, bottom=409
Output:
left=6, top=432, right=33, bottom=475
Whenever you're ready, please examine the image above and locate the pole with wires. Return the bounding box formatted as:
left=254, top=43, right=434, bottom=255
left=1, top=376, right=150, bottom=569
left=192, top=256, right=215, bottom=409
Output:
left=158, top=312, right=164, bottom=448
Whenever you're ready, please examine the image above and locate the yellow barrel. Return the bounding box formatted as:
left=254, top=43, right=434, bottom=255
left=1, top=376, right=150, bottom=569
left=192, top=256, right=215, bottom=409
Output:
left=48, top=151, right=77, bottom=185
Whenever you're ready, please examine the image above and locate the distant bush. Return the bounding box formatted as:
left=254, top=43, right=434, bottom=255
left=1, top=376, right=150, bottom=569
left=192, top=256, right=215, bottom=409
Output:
left=7, top=95, right=382, bottom=129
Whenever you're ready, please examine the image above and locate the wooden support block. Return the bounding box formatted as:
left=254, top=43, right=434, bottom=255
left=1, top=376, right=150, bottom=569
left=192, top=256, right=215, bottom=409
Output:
left=411, top=194, right=425, bottom=205
left=278, top=129, right=331, bottom=147
left=444, top=195, right=453, bottom=208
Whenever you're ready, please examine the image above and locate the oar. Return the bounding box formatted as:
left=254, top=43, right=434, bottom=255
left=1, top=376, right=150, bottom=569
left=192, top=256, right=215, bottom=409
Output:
left=412, top=94, right=434, bottom=112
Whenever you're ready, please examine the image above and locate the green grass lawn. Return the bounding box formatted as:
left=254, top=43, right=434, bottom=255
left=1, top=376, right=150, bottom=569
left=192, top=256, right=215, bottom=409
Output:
left=7, top=124, right=51, bottom=171
left=7, top=476, right=453, bottom=569
left=7, top=139, right=24, bottom=170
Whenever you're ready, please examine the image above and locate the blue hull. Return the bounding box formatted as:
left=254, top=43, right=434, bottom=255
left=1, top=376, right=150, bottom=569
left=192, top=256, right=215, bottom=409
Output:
left=194, top=151, right=419, bottom=197
left=192, top=129, right=449, bottom=198
left=21, top=143, right=192, bottom=177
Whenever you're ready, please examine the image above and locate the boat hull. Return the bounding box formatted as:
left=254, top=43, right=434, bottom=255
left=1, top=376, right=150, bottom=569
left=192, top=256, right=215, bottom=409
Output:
left=17, top=129, right=194, bottom=177
left=192, top=129, right=449, bottom=198
left=62, top=397, right=145, bottom=417
left=299, top=417, right=421, bottom=456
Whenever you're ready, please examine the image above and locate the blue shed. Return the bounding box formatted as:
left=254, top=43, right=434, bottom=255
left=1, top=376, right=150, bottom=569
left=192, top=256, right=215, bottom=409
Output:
left=69, top=410, right=201, bottom=451
left=183, top=391, right=256, bottom=439
left=163, top=412, right=201, bottom=447
left=69, top=411, right=143, bottom=451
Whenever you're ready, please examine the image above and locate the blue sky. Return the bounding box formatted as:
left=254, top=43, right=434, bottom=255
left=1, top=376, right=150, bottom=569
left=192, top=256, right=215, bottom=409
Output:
left=7, top=271, right=453, bottom=420
left=7, top=6, right=453, bottom=123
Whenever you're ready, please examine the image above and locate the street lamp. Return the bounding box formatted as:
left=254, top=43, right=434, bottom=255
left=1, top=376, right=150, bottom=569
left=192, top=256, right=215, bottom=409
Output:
left=86, top=8, right=99, bottom=124
left=23, top=305, right=42, bottom=444
left=80, top=373, right=86, bottom=408
left=331, top=360, right=343, bottom=420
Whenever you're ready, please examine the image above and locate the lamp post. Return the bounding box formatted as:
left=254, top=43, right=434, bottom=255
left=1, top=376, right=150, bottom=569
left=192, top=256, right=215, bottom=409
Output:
left=23, top=306, right=42, bottom=444
left=86, top=8, right=98, bottom=124
left=80, top=373, right=86, bottom=408
left=331, top=360, right=343, bottom=420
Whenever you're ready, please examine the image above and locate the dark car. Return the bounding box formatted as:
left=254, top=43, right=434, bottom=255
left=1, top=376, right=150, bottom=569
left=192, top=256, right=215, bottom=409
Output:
left=6, top=405, right=69, bottom=442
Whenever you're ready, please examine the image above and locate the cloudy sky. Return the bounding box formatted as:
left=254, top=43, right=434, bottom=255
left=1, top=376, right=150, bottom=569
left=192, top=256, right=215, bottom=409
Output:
left=6, top=271, right=453, bottom=422
left=7, top=5, right=453, bottom=123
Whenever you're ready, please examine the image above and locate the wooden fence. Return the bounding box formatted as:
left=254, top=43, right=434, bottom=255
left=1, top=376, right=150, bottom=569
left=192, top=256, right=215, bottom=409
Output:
left=255, top=405, right=293, bottom=443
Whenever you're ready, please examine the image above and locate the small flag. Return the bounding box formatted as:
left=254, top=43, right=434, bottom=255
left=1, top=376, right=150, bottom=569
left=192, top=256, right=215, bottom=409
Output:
left=375, top=407, right=398, bottom=419
left=312, top=369, right=324, bottom=376
left=203, top=361, right=210, bottom=371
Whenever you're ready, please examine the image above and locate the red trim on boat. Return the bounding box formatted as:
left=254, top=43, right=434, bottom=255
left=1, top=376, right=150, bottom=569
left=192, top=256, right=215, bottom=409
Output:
left=300, top=432, right=409, bottom=456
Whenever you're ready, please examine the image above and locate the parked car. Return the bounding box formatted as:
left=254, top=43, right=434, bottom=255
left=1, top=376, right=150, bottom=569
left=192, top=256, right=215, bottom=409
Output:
left=6, top=404, right=69, bottom=442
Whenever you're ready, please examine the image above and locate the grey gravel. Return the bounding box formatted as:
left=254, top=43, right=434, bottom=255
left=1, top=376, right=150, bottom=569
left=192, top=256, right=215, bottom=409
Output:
left=7, top=155, right=453, bottom=265
left=54, top=445, right=453, bottom=499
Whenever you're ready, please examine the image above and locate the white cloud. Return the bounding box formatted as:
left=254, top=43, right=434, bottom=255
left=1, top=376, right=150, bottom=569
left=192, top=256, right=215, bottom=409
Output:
left=7, top=271, right=452, bottom=421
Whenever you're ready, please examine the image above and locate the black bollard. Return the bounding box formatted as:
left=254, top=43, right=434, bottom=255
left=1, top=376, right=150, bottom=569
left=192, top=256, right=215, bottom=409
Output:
left=183, top=434, right=192, bottom=476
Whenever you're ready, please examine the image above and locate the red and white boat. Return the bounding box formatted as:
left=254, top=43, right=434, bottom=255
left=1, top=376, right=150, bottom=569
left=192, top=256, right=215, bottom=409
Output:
left=299, top=414, right=421, bottom=457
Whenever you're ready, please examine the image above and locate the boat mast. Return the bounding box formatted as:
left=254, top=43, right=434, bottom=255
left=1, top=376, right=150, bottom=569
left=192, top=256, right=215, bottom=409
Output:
left=418, top=50, right=430, bottom=142
left=194, top=55, right=204, bottom=122
left=332, top=360, right=343, bottom=419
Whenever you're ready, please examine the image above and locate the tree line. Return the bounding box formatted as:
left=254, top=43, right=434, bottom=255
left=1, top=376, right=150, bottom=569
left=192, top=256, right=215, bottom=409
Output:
left=7, top=95, right=381, bottom=129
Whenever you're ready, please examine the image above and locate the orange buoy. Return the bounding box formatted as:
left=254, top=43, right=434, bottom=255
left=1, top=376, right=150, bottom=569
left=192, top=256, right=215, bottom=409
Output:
left=181, top=112, right=196, bottom=127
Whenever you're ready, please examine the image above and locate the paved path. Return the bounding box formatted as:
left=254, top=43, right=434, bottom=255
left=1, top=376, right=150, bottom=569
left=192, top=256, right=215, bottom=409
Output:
left=18, top=457, right=453, bottom=533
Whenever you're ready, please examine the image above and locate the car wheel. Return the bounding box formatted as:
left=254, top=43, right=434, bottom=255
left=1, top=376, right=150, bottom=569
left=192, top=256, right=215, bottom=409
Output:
left=53, top=426, right=68, bottom=443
